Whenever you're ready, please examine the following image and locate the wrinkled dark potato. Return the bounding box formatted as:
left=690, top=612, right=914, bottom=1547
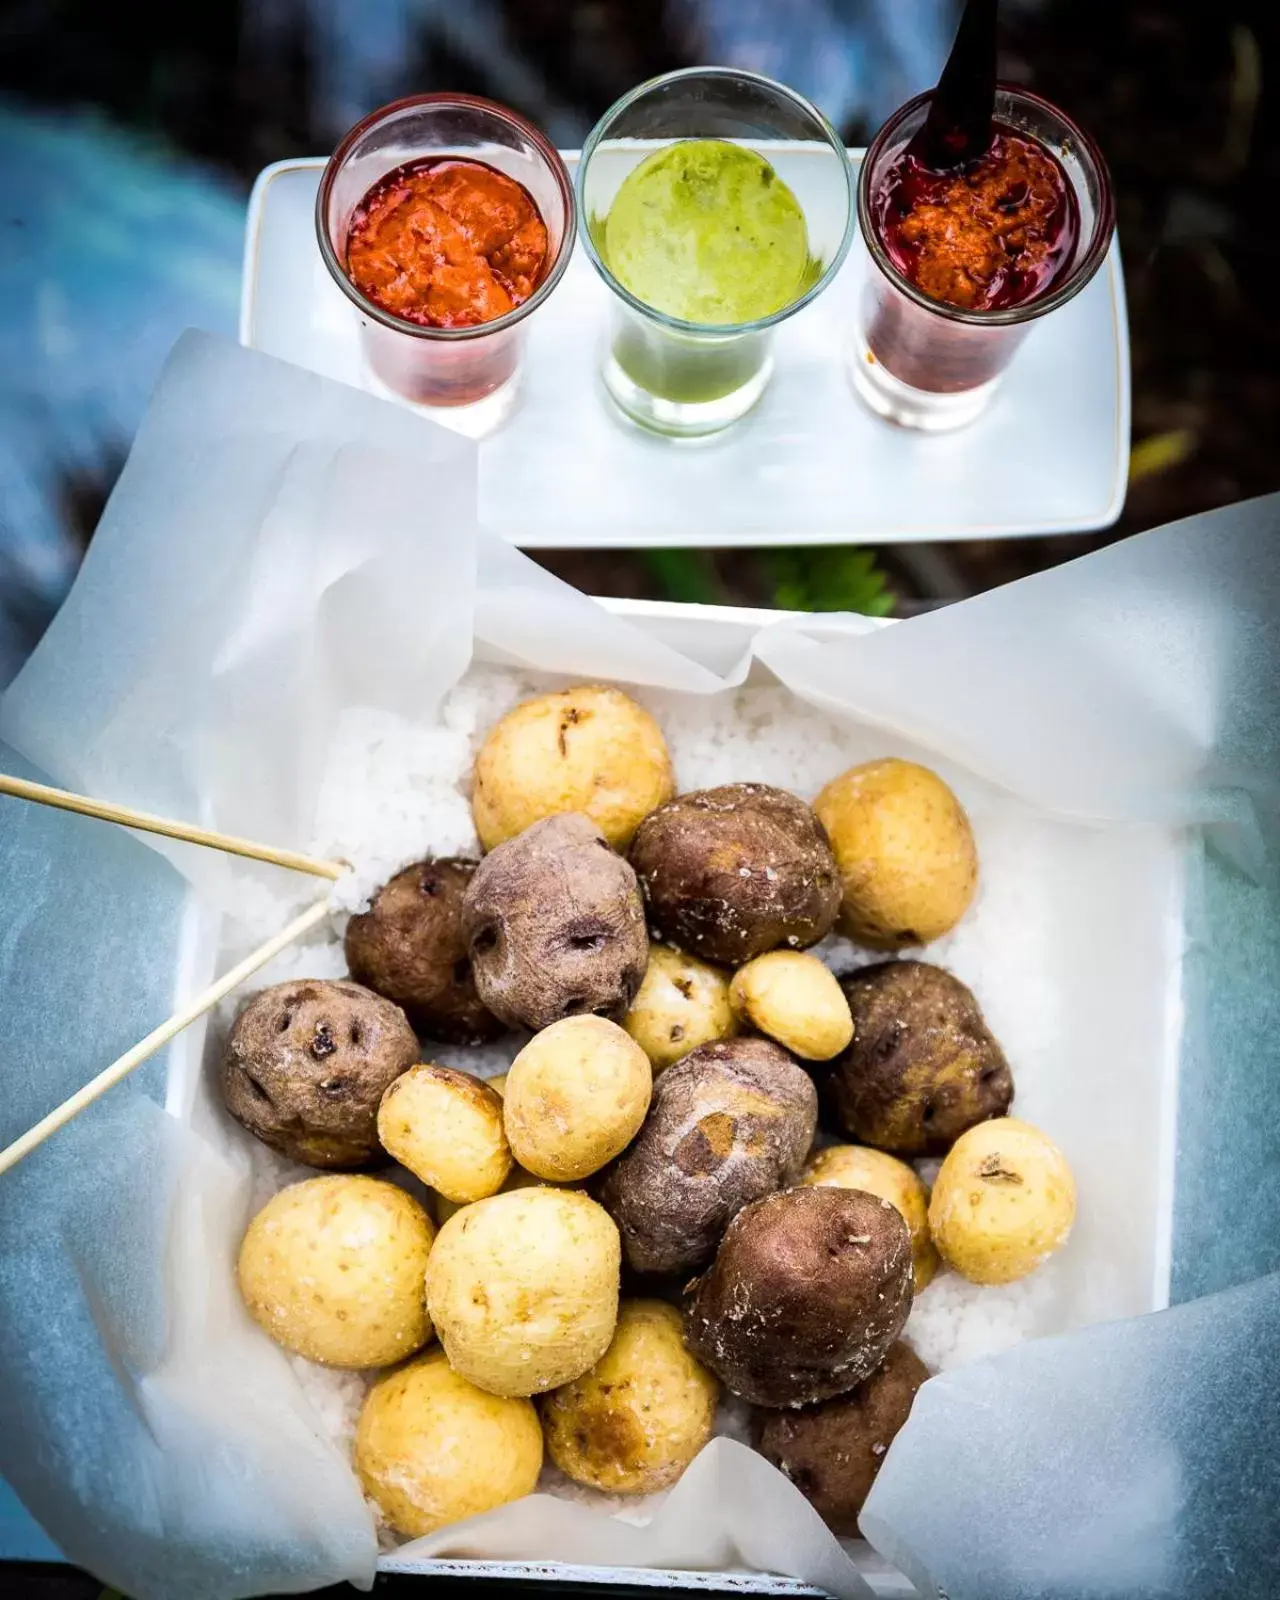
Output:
left=826, top=960, right=1013, bottom=1156
left=597, top=1037, right=817, bottom=1277
left=683, top=1187, right=913, bottom=1408
left=344, top=858, right=504, bottom=1045
left=463, top=813, right=648, bottom=1031
left=753, top=1342, right=929, bottom=1534
left=629, top=784, right=841, bottom=966
left=221, top=979, right=419, bottom=1168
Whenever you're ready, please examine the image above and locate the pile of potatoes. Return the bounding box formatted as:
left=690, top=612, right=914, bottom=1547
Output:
left=223, top=683, right=1077, bottom=1543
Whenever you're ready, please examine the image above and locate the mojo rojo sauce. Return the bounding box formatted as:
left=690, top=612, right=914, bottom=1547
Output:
left=345, top=157, right=549, bottom=329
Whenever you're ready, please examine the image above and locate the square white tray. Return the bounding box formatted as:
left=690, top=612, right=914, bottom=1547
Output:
left=241, top=156, right=1130, bottom=549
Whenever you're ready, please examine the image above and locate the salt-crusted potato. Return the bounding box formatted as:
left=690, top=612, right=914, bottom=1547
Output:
left=425, top=1186, right=621, bottom=1396
left=597, top=1036, right=818, bottom=1277
left=683, top=1187, right=913, bottom=1408
left=629, top=784, right=842, bottom=967
left=504, top=1016, right=652, bottom=1181
left=472, top=684, right=675, bottom=851
left=729, top=950, right=853, bottom=1061
left=754, top=1342, right=929, bottom=1534
left=814, top=759, right=978, bottom=949
left=464, top=812, right=648, bottom=1030
left=238, top=1175, right=434, bottom=1368
left=801, top=1145, right=939, bottom=1293
left=826, top=961, right=1013, bottom=1156
left=540, top=1300, right=718, bottom=1494
left=344, top=858, right=504, bottom=1045
left=929, top=1117, right=1076, bottom=1285
left=220, top=979, right=419, bottom=1169
left=355, top=1350, right=542, bottom=1536
left=378, top=1063, right=511, bottom=1203
left=624, top=943, right=736, bottom=1073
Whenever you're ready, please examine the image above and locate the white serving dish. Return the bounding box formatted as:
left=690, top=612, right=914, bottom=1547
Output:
left=241, top=157, right=1131, bottom=548
left=162, top=597, right=1180, bottom=1599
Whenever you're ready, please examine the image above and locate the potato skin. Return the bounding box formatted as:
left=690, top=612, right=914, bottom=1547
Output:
left=425, top=1186, right=621, bottom=1396
left=754, top=1342, right=929, bottom=1534
left=540, top=1300, right=718, bottom=1494
left=730, top=951, right=853, bottom=1062
left=814, top=759, right=978, bottom=949
left=801, top=1145, right=939, bottom=1293
left=464, top=812, right=649, bottom=1031
left=378, top=1064, right=511, bottom=1202
left=624, top=944, right=736, bottom=1074
left=629, top=784, right=841, bottom=966
left=929, top=1117, right=1076, bottom=1285
left=597, top=1037, right=818, bottom=1277
left=504, top=1016, right=652, bottom=1181
left=220, top=979, right=419, bottom=1169
left=826, top=961, right=1013, bottom=1157
left=683, top=1187, right=913, bottom=1408
left=344, top=858, right=504, bottom=1045
left=238, top=1175, right=434, bottom=1368
left=356, top=1349, right=542, bottom=1535
left=473, top=684, right=674, bottom=851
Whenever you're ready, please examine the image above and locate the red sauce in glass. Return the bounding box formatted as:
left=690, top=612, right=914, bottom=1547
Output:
left=871, top=126, right=1078, bottom=312
left=345, top=157, right=549, bottom=329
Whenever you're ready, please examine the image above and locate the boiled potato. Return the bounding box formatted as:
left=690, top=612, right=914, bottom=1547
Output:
left=425, top=1186, right=621, bottom=1396
left=432, top=1156, right=580, bottom=1227
left=814, top=759, right=978, bottom=948
left=729, top=950, right=852, bottom=1061
left=504, top=1015, right=652, bottom=1181
left=378, top=1063, right=511, bottom=1203
left=541, top=1300, right=718, bottom=1494
left=801, top=1145, right=939, bottom=1292
left=238, top=1175, right=434, bottom=1368
left=472, top=684, right=674, bottom=851
left=928, top=1117, right=1076, bottom=1285
left=355, top=1349, right=542, bottom=1535
left=624, top=944, right=736, bottom=1073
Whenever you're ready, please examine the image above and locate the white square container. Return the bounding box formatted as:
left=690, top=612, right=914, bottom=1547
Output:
left=163, top=598, right=1181, bottom=1599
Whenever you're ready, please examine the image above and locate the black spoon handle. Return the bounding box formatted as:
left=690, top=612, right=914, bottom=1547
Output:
left=913, top=0, right=999, bottom=169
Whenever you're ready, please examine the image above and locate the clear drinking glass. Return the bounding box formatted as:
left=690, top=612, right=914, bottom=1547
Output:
left=317, top=94, right=575, bottom=431
left=577, top=68, right=856, bottom=439
left=850, top=85, right=1115, bottom=431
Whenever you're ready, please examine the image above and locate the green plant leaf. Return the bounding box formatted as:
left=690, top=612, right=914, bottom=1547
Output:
left=766, top=547, right=894, bottom=616
left=642, top=549, right=724, bottom=606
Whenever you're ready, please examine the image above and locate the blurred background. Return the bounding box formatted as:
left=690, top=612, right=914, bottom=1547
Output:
left=0, top=0, right=1275, bottom=689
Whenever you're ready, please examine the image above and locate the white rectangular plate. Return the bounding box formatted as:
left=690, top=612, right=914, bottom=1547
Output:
left=242, top=156, right=1130, bottom=548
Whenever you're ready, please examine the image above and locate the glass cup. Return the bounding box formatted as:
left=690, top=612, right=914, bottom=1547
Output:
left=316, top=93, right=575, bottom=432
left=577, top=68, right=856, bottom=439
left=850, top=85, right=1114, bottom=432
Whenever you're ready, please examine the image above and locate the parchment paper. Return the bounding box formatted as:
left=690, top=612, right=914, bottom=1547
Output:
left=0, top=334, right=1276, bottom=1600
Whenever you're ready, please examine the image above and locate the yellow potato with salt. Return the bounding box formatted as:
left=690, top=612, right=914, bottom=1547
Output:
left=378, top=1063, right=511, bottom=1203
left=624, top=944, right=736, bottom=1072
left=729, top=950, right=852, bottom=1061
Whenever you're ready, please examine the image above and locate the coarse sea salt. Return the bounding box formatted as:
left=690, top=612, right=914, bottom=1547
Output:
left=210, top=662, right=1074, bottom=1533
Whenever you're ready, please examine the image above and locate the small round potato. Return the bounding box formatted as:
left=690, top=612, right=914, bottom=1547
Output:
left=541, top=1300, right=718, bottom=1494
left=827, top=961, right=1013, bottom=1156
left=378, top=1064, right=511, bottom=1203
left=356, top=1349, right=543, bottom=1536
left=814, top=758, right=978, bottom=949
left=504, top=1016, right=652, bottom=1181
left=344, top=858, right=504, bottom=1045
left=629, top=783, right=842, bottom=966
left=220, top=978, right=420, bottom=1169
left=801, top=1145, right=939, bottom=1292
left=729, top=951, right=853, bottom=1061
left=425, top=1186, right=621, bottom=1396
left=624, top=944, right=736, bottom=1073
left=754, top=1342, right=929, bottom=1535
left=472, top=684, right=675, bottom=851
left=238, top=1176, right=434, bottom=1368
left=929, top=1117, right=1076, bottom=1285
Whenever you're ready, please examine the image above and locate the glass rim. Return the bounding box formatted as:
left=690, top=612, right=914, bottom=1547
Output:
left=857, top=83, right=1115, bottom=329
left=576, top=66, right=858, bottom=338
left=315, top=91, right=577, bottom=342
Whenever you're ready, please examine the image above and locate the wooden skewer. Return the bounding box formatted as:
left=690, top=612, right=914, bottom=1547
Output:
left=0, top=773, right=346, bottom=882
left=0, top=895, right=334, bottom=1179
